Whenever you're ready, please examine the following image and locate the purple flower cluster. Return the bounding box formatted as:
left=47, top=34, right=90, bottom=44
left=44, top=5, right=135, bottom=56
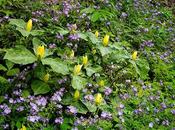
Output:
left=55, top=117, right=64, bottom=124
left=140, top=40, right=154, bottom=50
left=101, top=111, right=112, bottom=120
left=84, top=94, right=94, bottom=102
left=62, top=1, right=73, bottom=17
left=104, top=87, right=112, bottom=96
left=68, top=34, right=80, bottom=41
left=66, top=106, right=77, bottom=115
left=51, top=88, right=65, bottom=103
left=0, top=104, right=11, bottom=115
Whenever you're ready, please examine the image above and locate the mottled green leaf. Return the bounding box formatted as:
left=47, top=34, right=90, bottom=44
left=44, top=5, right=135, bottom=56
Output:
left=4, top=46, right=37, bottom=65
left=71, top=75, right=86, bottom=90
left=31, top=80, right=50, bottom=95
left=42, top=58, right=69, bottom=75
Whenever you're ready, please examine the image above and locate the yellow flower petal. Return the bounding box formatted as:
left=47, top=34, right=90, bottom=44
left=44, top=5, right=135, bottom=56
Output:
left=20, top=125, right=27, bottom=130
left=26, top=19, right=32, bottom=32
left=82, top=55, right=88, bottom=66
left=132, top=51, right=137, bottom=60
left=95, top=31, right=99, bottom=38
left=73, top=64, right=82, bottom=75
left=95, top=93, right=103, bottom=105
left=74, top=90, right=80, bottom=100
left=37, top=45, right=45, bottom=58
left=103, top=34, right=109, bottom=47
left=43, top=73, right=50, bottom=82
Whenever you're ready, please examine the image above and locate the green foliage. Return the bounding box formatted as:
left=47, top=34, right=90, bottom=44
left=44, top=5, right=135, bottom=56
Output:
left=0, top=0, right=174, bottom=130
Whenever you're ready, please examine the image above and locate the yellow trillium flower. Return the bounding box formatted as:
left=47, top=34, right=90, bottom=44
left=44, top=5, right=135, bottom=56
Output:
left=73, top=64, right=82, bottom=75
left=20, top=125, right=27, bottom=130
left=95, top=31, right=99, bottom=38
left=69, top=50, right=74, bottom=58
left=43, top=73, right=50, bottom=82
left=82, top=55, right=88, bottom=66
left=37, top=45, right=45, bottom=58
left=98, top=80, right=105, bottom=87
left=132, top=51, right=138, bottom=60
left=103, top=34, right=109, bottom=47
left=26, top=19, right=32, bottom=32
left=95, top=93, right=103, bottom=105
left=74, top=90, right=80, bottom=100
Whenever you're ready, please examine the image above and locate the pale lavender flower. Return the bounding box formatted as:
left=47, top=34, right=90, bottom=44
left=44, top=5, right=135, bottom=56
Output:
left=101, top=111, right=112, bottom=120
left=30, top=102, right=39, bottom=112
left=104, top=87, right=112, bottom=96
left=67, top=106, right=77, bottom=115
left=84, top=94, right=94, bottom=102
left=35, top=96, right=47, bottom=106
left=16, top=106, right=24, bottom=112
left=27, top=115, right=40, bottom=122
left=55, top=117, right=64, bottom=124
left=68, top=34, right=80, bottom=41
left=49, top=43, right=57, bottom=49
left=149, top=122, right=154, bottom=128
left=171, top=110, right=175, bottom=115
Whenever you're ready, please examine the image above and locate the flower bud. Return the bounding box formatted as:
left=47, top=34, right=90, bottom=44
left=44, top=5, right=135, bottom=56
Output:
left=95, top=93, right=103, bottom=105
left=43, top=73, right=50, bottom=82
left=26, top=19, right=32, bottom=32
left=73, top=64, right=82, bottom=75
left=95, top=31, right=99, bottom=38
left=82, top=55, right=88, bottom=66
left=37, top=45, right=45, bottom=58
left=132, top=51, right=137, bottom=60
left=98, top=80, right=105, bottom=87
left=74, top=90, right=80, bottom=100
left=69, top=50, right=74, bottom=58
left=103, top=34, right=109, bottom=47
left=20, top=125, right=27, bottom=130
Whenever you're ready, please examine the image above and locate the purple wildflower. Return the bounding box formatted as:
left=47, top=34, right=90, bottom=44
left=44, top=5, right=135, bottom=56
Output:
left=101, top=111, right=112, bottom=120
left=27, top=115, right=40, bottom=122
left=104, top=87, right=112, bottom=96
left=67, top=106, right=77, bottom=115
left=55, top=117, right=64, bottom=124
left=84, top=94, right=94, bottom=102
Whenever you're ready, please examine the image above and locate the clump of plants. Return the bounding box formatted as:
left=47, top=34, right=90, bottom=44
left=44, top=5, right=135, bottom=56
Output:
left=0, top=0, right=174, bottom=129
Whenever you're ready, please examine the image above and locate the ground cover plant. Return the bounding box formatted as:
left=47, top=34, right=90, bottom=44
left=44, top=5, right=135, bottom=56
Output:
left=0, top=0, right=175, bottom=129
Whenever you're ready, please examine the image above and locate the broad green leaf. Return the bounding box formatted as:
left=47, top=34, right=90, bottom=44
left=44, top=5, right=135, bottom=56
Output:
left=0, top=64, right=7, bottom=71
left=136, top=59, right=150, bottom=80
left=42, top=58, right=69, bottom=75
left=4, top=46, right=37, bottom=65
left=71, top=75, right=86, bottom=90
left=83, top=101, right=97, bottom=112
left=9, top=19, right=26, bottom=29
left=31, top=80, right=50, bottom=95
left=16, top=27, right=31, bottom=37
left=61, top=93, right=73, bottom=105
left=73, top=101, right=88, bottom=114
left=6, top=68, right=20, bottom=76
left=87, top=32, right=99, bottom=44
left=5, top=60, right=14, bottom=70
left=91, top=12, right=101, bottom=22
left=109, top=51, right=130, bottom=63
left=22, top=90, right=30, bottom=98
left=99, top=46, right=112, bottom=56
left=80, top=7, right=95, bottom=14
left=57, top=27, right=69, bottom=35
left=78, top=32, right=88, bottom=41
left=31, top=30, right=44, bottom=36
left=86, top=66, right=102, bottom=77
left=0, top=76, right=8, bottom=84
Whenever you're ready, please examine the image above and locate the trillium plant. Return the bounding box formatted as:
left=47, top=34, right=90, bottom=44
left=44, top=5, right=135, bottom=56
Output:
left=0, top=0, right=174, bottom=130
